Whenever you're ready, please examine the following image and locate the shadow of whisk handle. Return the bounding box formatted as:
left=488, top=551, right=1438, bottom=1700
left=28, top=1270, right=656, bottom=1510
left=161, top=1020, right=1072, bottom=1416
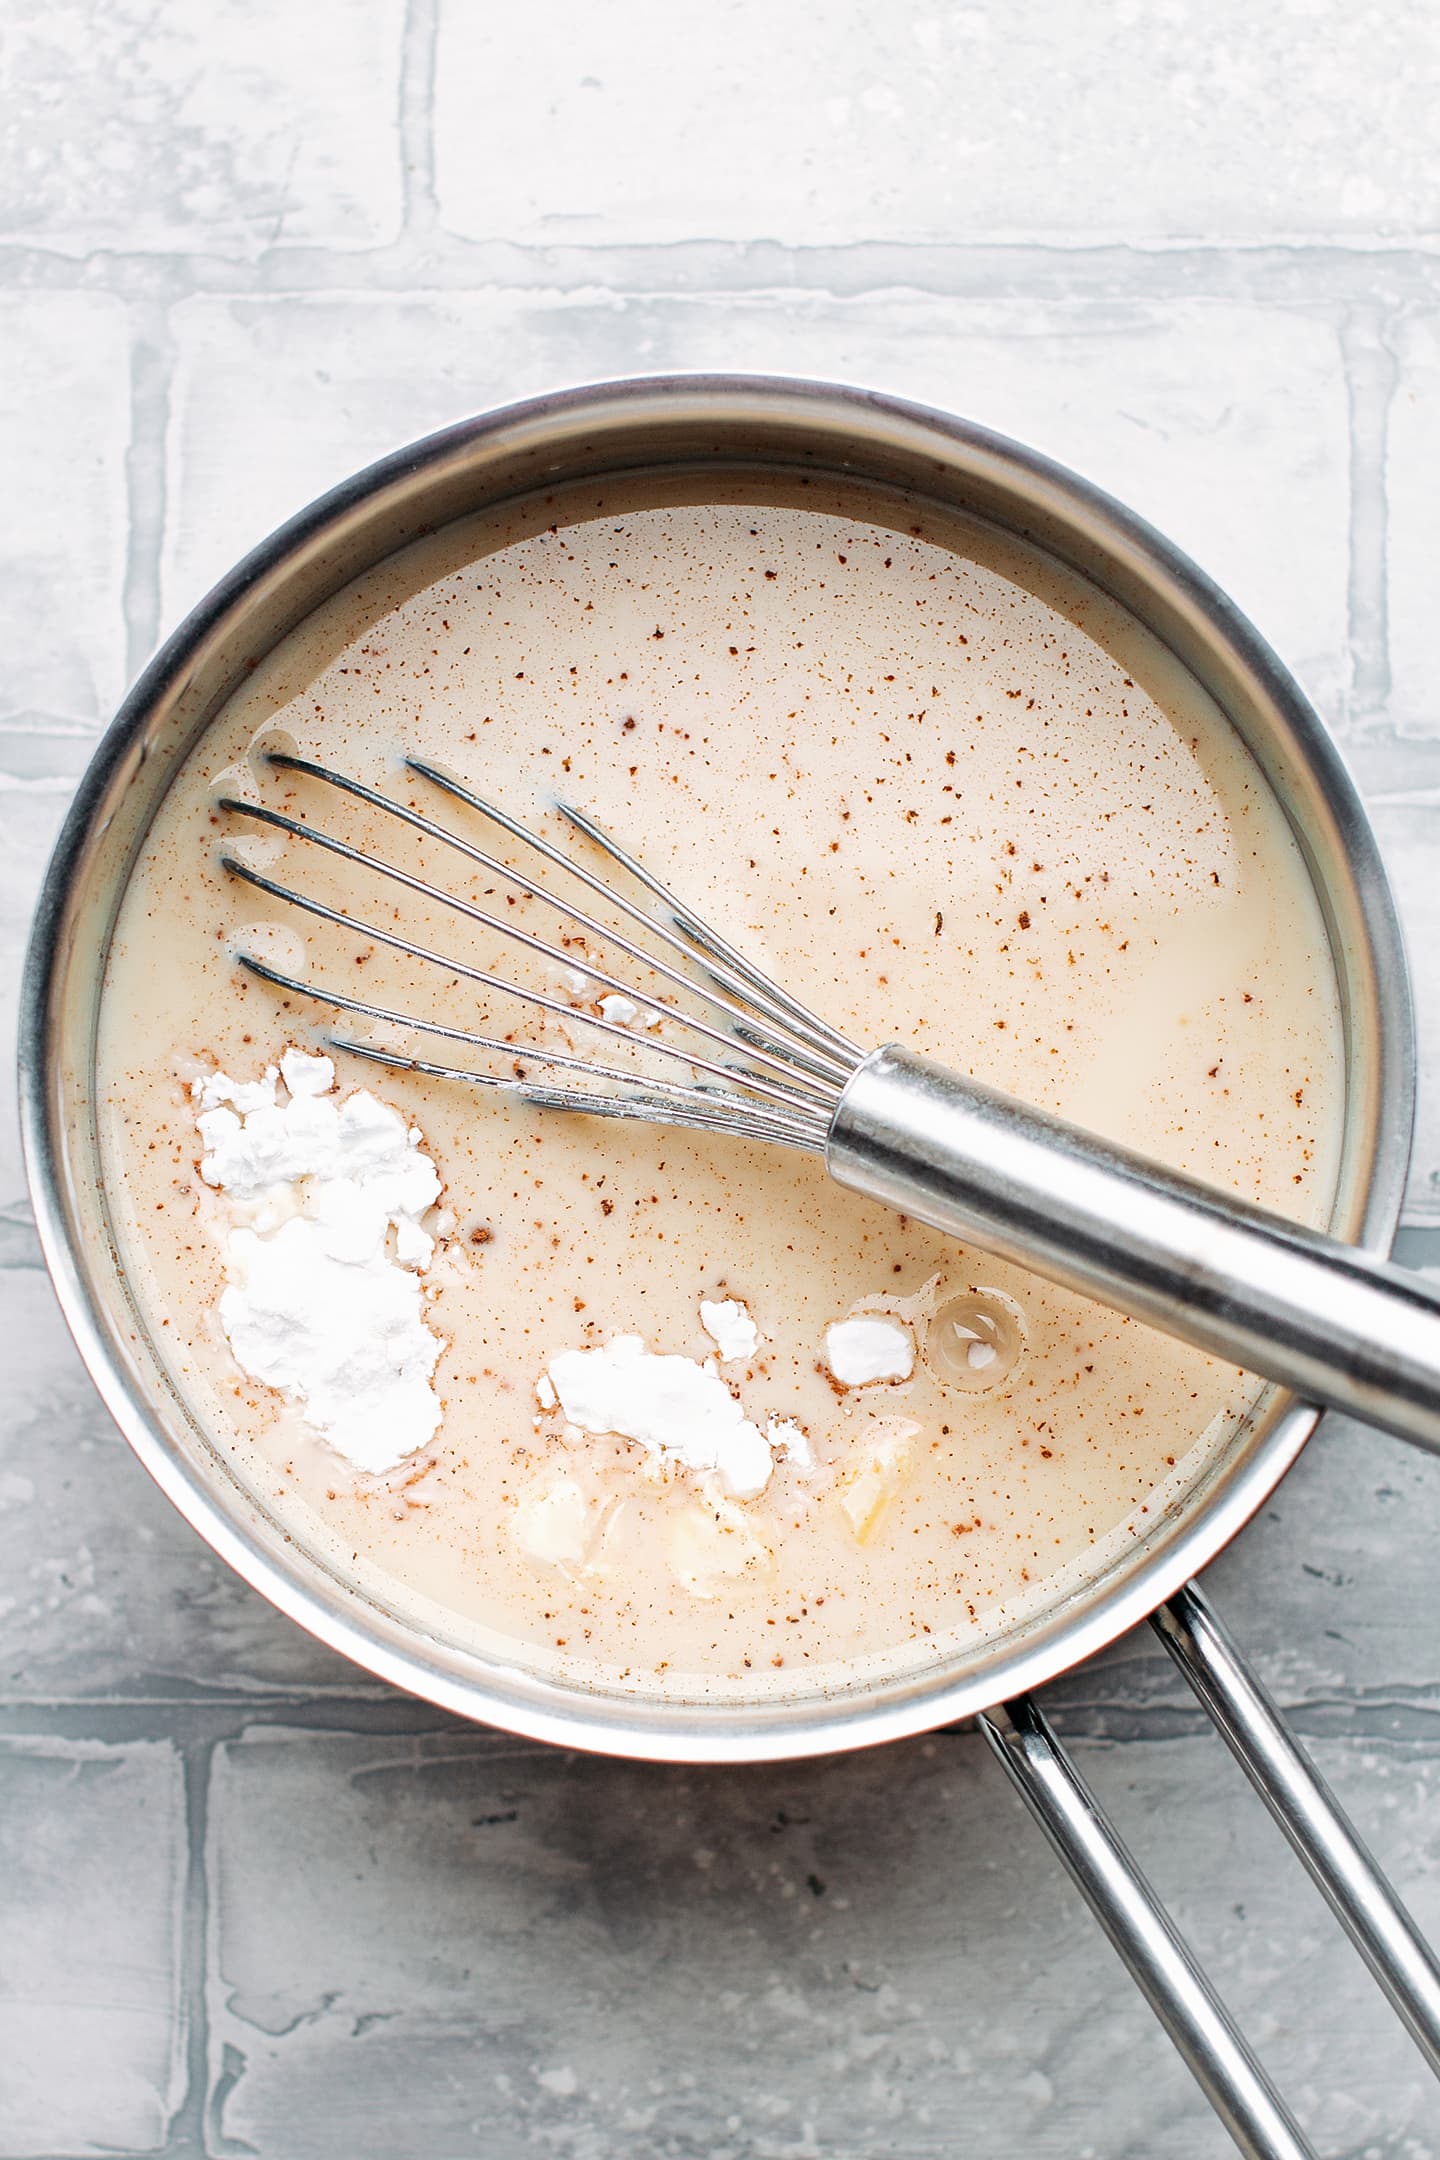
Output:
left=827, top=1044, right=1440, bottom=1454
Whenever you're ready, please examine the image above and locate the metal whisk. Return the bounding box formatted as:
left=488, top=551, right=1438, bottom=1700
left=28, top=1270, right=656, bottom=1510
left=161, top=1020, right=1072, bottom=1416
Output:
left=220, top=751, right=1440, bottom=1456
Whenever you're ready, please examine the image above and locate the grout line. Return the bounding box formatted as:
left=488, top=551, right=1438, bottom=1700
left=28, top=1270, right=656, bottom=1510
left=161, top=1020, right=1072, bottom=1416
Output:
left=121, top=300, right=175, bottom=681
left=1, top=1693, right=1437, bottom=1751
left=0, top=1200, right=43, bottom=1271
left=1340, top=303, right=1398, bottom=726
left=0, top=1689, right=407, bottom=1709
left=0, top=1696, right=502, bottom=1748
left=204, top=2043, right=251, bottom=2160
left=398, top=0, right=440, bottom=239
left=5, top=237, right=1440, bottom=309
left=163, top=1740, right=216, bottom=2160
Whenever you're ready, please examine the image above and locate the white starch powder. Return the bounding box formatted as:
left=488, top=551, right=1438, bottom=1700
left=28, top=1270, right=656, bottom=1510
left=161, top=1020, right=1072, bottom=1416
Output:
left=194, top=1049, right=442, bottom=1473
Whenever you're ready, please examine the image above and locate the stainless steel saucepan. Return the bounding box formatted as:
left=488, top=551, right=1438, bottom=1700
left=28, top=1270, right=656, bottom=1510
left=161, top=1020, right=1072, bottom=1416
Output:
left=19, top=377, right=1440, bottom=2158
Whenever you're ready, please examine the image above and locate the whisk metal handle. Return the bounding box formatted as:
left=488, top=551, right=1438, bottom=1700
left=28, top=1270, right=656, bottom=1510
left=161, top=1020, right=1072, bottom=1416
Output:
left=827, top=1045, right=1440, bottom=1453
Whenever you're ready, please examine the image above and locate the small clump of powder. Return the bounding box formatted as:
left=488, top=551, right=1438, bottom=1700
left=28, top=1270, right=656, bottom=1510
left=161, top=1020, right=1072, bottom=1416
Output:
left=544, top=1335, right=775, bottom=1501
left=699, top=1296, right=760, bottom=1362
left=824, top=1314, right=915, bottom=1386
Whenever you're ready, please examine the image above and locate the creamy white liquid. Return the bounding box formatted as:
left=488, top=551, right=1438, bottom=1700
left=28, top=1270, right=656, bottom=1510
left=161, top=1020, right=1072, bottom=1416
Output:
left=94, top=475, right=1344, bottom=1699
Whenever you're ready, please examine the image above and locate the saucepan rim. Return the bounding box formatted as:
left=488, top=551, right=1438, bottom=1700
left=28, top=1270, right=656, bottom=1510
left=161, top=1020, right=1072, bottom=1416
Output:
left=16, top=373, right=1415, bottom=1762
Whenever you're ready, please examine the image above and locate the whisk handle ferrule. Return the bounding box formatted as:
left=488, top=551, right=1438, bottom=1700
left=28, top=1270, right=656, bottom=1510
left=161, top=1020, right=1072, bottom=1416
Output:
left=826, top=1044, right=1440, bottom=1455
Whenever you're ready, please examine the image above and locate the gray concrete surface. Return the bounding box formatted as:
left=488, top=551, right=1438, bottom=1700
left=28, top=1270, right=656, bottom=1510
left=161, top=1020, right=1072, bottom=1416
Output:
left=4, top=5, right=1440, bottom=2153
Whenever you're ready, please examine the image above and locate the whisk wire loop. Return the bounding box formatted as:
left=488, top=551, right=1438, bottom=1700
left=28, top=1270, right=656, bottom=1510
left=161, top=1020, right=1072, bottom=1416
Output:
left=234, top=949, right=830, bottom=1149
left=220, top=797, right=832, bottom=1107
left=221, top=754, right=857, bottom=1147
left=266, top=753, right=857, bottom=1075
left=223, top=847, right=836, bottom=1125
left=334, top=1037, right=831, bottom=1151
left=547, top=788, right=860, bottom=1066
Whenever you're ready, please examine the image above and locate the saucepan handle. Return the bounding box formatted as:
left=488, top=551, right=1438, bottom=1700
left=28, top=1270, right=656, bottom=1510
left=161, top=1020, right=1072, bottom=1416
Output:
left=827, top=1045, right=1440, bottom=1455
left=1154, top=1581, right=1440, bottom=2071
left=981, top=1583, right=1440, bottom=2157
left=978, top=1692, right=1315, bottom=2160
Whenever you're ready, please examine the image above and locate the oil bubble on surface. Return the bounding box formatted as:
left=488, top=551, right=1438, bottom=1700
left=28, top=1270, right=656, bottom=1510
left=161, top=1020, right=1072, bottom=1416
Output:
left=924, top=1289, right=1027, bottom=1394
